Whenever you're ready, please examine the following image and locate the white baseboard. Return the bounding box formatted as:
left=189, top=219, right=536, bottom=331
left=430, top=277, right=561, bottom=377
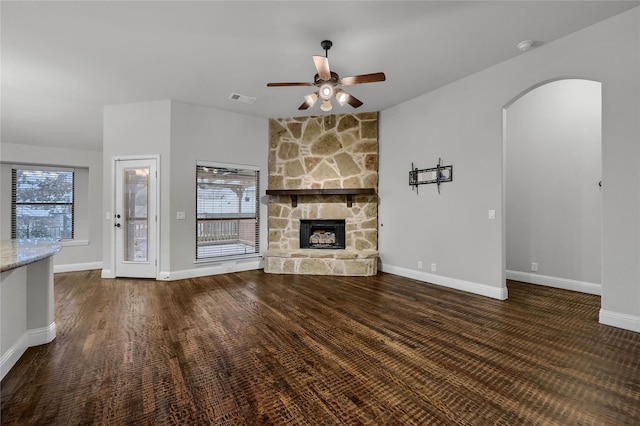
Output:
left=379, top=264, right=508, bottom=300
left=158, top=258, right=263, bottom=281
left=1, top=322, right=56, bottom=381
left=54, top=261, right=102, bottom=273
left=0, top=333, right=28, bottom=381
left=599, top=309, right=640, bottom=333
left=101, top=269, right=115, bottom=279
left=506, top=270, right=601, bottom=295
left=28, top=322, right=57, bottom=346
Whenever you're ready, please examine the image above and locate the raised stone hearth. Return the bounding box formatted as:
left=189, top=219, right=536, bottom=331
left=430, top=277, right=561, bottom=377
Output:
left=265, top=112, right=378, bottom=276
left=264, top=249, right=378, bottom=276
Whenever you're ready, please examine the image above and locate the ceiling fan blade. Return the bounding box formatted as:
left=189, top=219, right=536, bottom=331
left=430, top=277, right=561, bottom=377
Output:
left=312, top=55, right=331, bottom=81
left=267, top=82, right=313, bottom=87
left=298, top=101, right=311, bottom=110
left=340, top=72, right=386, bottom=86
left=336, top=89, right=363, bottom=108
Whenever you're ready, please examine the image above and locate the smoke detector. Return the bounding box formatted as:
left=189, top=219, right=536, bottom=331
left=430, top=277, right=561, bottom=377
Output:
left=517, top=40, right=534, bottom=52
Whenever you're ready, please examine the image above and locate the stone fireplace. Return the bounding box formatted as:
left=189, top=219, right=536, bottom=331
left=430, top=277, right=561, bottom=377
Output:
left=264, top=112, right=378, bottom=276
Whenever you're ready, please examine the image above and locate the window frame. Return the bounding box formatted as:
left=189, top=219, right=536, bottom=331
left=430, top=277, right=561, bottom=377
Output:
left=11, top=165, right=75, bottom=241
left=195, top=160, right=260, bottom=262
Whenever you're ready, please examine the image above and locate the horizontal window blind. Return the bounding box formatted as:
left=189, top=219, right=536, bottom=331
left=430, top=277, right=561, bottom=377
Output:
left=196, top=163, right=259, bottom=260
left=12, top=167, right=75, bottom=240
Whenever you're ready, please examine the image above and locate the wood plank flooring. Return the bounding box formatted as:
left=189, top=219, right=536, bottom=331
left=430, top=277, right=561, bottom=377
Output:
left=1, top=270, right=639, bottom=425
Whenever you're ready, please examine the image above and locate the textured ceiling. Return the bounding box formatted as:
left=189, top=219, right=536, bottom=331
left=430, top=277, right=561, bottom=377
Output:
left=2, top=1, right=637, bottom=151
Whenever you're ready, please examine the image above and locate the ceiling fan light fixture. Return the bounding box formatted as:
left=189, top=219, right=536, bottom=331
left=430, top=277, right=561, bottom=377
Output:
left=304, top=93, right=318, bottom=107
left=319, top=83, right=334, bottom=100
left=320, top=99, right=333, bottom=112
left=336, top=91, right=349, bottom=106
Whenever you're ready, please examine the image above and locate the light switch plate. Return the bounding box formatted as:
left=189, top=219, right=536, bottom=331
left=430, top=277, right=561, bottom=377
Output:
left=177, top=211, right=186, bottom=220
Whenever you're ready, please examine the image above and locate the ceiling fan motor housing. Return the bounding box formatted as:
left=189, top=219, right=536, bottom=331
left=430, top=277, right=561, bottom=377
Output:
left=314, top=71, right=340, bottom=85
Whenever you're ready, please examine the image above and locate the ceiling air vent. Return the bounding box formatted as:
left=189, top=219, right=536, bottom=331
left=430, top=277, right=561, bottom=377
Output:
left=229, top=93, right=257, bottom=105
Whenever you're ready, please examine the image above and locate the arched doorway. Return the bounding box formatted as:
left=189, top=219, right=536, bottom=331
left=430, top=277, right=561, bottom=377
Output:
left=503, top=79, right=602, bottom=294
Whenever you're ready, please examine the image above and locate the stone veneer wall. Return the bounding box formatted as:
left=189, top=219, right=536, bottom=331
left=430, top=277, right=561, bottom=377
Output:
left=265, top=112, right=379, bottom=276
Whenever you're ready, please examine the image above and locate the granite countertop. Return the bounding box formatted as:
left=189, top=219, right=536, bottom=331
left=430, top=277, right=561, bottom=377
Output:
left=0, top=239, right=62, bottom=273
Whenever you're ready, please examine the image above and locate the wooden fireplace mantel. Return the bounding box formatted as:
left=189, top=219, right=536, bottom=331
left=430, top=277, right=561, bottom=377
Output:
left=265, top=188, right=376, bottom=208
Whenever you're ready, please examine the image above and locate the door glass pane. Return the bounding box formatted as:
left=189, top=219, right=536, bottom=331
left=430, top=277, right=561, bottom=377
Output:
left=124, top=167, right=149, bottom=262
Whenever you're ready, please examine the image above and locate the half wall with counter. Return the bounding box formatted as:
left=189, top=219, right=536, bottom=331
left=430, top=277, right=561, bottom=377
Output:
left=1, top=239, right=61, bottom=380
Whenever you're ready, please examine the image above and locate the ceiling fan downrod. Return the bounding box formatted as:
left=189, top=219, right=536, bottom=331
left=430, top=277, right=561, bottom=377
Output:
left=321, top=40, right=332, bottom=58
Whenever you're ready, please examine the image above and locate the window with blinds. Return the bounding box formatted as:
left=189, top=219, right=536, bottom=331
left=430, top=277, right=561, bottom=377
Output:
left=11, top=166, right=75, bottom=240
left=196, top=162, right=259, bottom=260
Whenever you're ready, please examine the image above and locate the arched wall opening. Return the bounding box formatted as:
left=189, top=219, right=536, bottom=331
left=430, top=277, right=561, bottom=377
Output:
left=503, top=79, right=602, bottom=294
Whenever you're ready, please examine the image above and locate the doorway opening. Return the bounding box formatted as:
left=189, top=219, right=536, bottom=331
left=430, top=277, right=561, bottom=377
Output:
left=503, top=79, right=602, bottom=295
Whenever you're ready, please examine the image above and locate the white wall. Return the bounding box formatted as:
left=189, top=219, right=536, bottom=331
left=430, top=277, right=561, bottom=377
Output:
left=506, top=80, right=602, bottom=294
left=102, top=100, right=268, bottom=280
left=102, top=100, right=172, bottom=278
left=166, top=100, right=268, bottom=278
left=0, top=143, right=103, bottom=271
left=379, top=7, right=639, bottom=332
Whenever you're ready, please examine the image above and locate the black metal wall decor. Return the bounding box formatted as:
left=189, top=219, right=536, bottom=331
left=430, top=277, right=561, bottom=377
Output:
left=409, top=157, right=453, bottom=194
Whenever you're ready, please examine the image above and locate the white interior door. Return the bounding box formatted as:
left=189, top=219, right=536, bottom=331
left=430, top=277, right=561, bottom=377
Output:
left=114, top=158, right=157, bottom=278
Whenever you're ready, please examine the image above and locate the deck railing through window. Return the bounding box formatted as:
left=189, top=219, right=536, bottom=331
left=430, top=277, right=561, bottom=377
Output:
left=197, top=219, right=238, bottom=243
left=196, top=218, right=257, bottom=258
left=14, top=225, right=69, bottom=240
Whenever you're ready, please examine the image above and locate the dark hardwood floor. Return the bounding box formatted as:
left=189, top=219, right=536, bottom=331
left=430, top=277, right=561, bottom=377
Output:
left=1, top=270, right=639, bottom=425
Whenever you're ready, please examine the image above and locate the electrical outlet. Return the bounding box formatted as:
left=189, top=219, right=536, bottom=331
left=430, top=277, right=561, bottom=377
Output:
left=418, top=261, right=423, bottom=269
left=176, top=211, right=186, bottom=220
left=488, top=209, right=496, bottom=220
left=531, top=262, right=539, bottom=272
left=431, top=263, right=437, bottom=272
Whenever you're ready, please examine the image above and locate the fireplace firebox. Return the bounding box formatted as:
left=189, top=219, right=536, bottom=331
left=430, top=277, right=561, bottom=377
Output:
left=300, top=219, right=346, bottom=249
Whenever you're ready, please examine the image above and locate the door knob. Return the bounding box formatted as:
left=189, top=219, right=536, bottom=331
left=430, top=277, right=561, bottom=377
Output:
left=114, top=223, right=121, bottom=228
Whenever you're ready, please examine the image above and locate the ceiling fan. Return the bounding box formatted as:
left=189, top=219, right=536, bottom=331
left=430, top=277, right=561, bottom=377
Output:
left=267, top=40, right=386, bottom=112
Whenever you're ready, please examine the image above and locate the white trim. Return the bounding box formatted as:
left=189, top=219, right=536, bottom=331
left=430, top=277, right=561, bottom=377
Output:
left=54, top=261, right=102, bottom=273
left=11, top=164, right=74, bottom=172
left=158, top=258, right=263, bottom=281
left=196, top=159, right=260, bottom=172
left=0, top=333, right=28, bottom=381
left=28, top=322, right=56, bottom=346
left=0, top=322, right=56, bottom=381
left=194, top=253, right=262, bottom=265
left=111, top=155, right=160, bottom=279
left=60, top=239, right=90, bottom=247
left=101, top=269, right=115, bottom=279
left=599, top=309, right=640, bottom=333
left=379, top=264, right=508, bottom=300
left=506, top=270, right=601, bottom=295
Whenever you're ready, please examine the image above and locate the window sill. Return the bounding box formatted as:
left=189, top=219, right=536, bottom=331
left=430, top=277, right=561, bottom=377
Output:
left=60, top=239, right=90, bottom=247
left=194, top=253, right=262, bottom=265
